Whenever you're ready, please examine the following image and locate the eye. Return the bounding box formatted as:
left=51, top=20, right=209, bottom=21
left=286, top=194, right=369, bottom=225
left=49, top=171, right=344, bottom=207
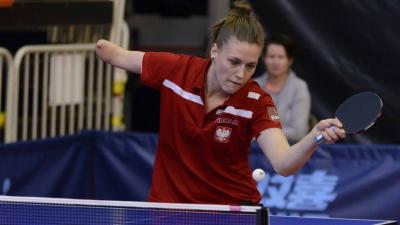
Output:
left=246, top=64, right=256, bottom=69
left=229, top=59, right=240, bottom=65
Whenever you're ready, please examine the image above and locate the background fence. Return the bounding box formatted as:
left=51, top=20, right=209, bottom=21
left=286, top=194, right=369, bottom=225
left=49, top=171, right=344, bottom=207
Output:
left=0, top=47, right=13, bottom=142
left=0, top=0, right=129, bottom=143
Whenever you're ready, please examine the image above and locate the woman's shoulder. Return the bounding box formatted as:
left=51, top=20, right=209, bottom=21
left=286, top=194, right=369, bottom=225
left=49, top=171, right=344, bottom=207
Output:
left=246, top=79, right=274, bottom=102
left=288, top=71, right=309, bottom=89
left=252, top=72, right=268, bottom=86
left=146, top=52, right=208, bottom=63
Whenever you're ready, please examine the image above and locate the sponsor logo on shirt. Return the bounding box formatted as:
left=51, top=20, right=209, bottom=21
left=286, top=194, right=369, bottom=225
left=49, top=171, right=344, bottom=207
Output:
left=267, top=106, right=280, bottom=121
left=216, top=117, right=239, bottom=126
left=214, top=126, right=232, bottom=143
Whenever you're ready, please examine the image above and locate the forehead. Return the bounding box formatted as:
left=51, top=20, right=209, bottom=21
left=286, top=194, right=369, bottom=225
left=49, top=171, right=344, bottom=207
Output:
left=266, top=43, right=287, bottom=56
left=220, top=37, right=262, bottom=63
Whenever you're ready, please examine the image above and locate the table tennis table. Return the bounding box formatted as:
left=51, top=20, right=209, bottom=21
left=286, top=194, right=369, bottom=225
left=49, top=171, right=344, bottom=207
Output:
left=0, top=196, right=396, bottom=225
left=270, top=216, right=396, bottom=225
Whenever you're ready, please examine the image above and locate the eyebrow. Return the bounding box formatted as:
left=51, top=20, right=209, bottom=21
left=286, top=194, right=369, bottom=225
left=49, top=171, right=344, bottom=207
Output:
left=229, top=56, right=257, bottom=65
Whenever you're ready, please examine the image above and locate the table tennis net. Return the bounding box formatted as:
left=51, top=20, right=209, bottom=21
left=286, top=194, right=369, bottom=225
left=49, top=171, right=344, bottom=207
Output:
left=0, top=196, right=269, bottom=225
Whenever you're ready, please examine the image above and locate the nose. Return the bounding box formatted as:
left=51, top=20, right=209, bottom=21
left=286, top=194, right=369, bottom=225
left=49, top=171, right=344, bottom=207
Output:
left=235, top=65, right=246, bottom=80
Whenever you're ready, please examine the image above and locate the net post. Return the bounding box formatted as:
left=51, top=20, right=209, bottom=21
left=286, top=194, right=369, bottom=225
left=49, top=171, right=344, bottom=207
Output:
left=256, top=206, right=269, bottom=225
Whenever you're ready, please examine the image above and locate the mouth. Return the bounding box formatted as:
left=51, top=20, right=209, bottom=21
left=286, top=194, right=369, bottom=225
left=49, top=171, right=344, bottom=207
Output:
left=271, top=67, right=284, bottom=73
left=270, top=66, right=280, bottom=71
left=229, top=80, right=242, bottom=86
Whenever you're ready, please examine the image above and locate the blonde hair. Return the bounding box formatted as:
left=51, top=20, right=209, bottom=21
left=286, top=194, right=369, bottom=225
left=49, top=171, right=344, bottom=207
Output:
left=210, top=0, right=265, bottom=49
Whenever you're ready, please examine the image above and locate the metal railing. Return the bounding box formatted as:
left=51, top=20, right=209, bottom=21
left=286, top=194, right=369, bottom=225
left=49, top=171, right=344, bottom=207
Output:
left=6, top=20, right=130, bottom=143
left=9, top=44, right=114, bottom=142
left=1, top=0, right=130, bottom=143
left=0, top=47, right=14, bottom=142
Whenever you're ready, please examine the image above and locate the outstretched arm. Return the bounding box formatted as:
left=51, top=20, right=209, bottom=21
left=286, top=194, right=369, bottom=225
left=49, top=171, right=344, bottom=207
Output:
left=257, top=118, right=345, bottom=176
left=95, top=39, right=145, bottom=74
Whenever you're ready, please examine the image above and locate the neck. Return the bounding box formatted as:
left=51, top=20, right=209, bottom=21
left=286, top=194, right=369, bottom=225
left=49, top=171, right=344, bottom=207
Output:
left=268, top=71, right=289, bottom=83
left=265, top=71, right=289, bottom=92
left=205, top=63, right=229, bottom=99
left=204, top=64, right=230, bottom=114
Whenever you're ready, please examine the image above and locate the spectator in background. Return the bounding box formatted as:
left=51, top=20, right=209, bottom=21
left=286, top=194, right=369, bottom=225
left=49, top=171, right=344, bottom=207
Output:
left=254, top=34, right=311, bottom=143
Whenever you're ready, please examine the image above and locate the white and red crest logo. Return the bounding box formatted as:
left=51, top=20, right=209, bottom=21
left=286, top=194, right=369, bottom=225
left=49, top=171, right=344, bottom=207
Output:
left=214, top=126, right=232, bottom=143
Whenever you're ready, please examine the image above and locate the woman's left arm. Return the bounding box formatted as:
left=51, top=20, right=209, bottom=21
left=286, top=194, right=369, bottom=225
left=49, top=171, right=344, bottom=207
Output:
left=257, top=118, right=344, bottom=177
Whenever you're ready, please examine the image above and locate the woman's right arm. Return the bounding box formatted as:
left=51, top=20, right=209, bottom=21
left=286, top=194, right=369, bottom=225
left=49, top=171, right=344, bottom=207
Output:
left=95, top=39, right=145, bottom=74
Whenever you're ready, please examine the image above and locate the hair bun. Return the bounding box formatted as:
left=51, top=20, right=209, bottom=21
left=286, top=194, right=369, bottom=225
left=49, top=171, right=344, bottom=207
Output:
left=231, top=0, right=252, bottom=16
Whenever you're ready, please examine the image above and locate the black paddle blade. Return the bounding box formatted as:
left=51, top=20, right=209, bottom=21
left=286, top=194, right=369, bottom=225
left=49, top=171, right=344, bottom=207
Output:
left=314, top=92, right=383, bottom=144
left=335, top=92, right=382, bottom=134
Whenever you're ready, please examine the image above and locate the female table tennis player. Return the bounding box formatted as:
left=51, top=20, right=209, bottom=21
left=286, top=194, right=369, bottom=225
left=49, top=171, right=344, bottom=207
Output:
left=96, top=0, right=345, bottom=205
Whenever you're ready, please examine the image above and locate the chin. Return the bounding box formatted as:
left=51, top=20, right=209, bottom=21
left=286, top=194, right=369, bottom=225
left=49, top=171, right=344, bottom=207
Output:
left=223, top=86, right=239, bottom=95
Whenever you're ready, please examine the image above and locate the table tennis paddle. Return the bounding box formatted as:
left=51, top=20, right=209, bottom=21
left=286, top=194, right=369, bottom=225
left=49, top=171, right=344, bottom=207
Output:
left=315, top=92, right=382, bottom=144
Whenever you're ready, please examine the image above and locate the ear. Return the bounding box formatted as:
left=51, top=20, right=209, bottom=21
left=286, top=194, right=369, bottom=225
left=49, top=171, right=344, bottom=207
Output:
left=210, top=43, right=218, bottom=59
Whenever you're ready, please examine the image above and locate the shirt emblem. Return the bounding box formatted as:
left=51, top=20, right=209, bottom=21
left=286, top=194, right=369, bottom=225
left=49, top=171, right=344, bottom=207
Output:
left=214, top=126, right=232, bottom=143
left=267, top=106, right=280, bottom=121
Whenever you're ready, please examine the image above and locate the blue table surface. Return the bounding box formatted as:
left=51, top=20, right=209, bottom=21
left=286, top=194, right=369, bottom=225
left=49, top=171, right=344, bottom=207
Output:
left=270, top=215, right=397, bottom=225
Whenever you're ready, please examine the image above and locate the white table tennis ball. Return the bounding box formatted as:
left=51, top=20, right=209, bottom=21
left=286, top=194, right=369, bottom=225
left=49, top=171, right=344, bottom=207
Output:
left=252, top=168, right=265, bottom=181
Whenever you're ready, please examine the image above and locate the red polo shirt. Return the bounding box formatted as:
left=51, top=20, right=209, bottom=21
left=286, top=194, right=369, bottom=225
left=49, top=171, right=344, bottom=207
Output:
left=141, top=52, right=281, bottom=204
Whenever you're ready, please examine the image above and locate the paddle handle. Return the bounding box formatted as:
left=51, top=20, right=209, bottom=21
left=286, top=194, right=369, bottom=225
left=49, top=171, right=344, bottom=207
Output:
left=314, top=126, right=336, bottom=144
left=314, top=133, right=325, bottom=144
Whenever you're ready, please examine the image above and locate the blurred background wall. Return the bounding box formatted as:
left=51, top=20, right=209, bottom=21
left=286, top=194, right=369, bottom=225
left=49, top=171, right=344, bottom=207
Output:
left=125, top=0, right=400, bottom=144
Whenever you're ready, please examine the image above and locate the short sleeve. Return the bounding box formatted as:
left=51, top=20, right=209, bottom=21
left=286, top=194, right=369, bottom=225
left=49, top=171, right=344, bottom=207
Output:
left=251, top=94, right=282, bottom=138
left=141, top=52, right=181, bottom=89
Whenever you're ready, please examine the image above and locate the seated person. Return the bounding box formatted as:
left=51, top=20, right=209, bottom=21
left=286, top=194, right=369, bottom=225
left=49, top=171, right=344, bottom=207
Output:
left=254, top=34, right=311, bottom=142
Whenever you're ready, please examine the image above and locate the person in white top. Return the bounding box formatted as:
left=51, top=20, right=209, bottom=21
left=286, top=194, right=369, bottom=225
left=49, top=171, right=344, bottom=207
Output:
left=254, top=34, right=311, bottom=142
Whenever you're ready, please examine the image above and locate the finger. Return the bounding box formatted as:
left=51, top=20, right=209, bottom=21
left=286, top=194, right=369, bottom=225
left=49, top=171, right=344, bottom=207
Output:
left=324, top=133, right=337, bottom=144
left=322, top=130, right=332, bottom=143
left=325, top=127, right=339, bottom=141
left=334, top=118, right=343, bottom=128
left=324, top=127, right=346, bottom=144
left=326, top=118, right=343, bottom=128
left=336, top=128, right=346, bottom=138
left=315, top=119, right=331, bottom=131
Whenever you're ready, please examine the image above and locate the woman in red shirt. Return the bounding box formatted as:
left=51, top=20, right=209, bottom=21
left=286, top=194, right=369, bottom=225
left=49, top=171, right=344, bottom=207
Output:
left=96, top=0, right=345, bottom=205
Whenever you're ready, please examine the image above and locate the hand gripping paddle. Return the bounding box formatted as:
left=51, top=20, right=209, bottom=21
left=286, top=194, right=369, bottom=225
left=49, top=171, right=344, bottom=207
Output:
left=315, top=92, right=383, bottom=144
